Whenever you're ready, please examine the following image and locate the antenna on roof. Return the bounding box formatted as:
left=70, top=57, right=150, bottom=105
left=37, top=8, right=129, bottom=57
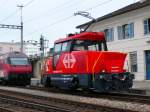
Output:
left=74, top=11, right=97, bottom=32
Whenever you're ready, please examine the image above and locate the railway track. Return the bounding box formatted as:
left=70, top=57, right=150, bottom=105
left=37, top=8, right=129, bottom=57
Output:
left=0, top=106, right=15, bottom=112
left=0, top=88, right=136, bottom=112
left=0, top=93, right=73, bottom=112
left=23, top=86, right=150, bottom=105
left=104, top=91, right=150, bottom=104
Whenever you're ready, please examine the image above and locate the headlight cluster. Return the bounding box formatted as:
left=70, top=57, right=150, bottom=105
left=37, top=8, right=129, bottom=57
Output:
left=0, top=71, right=4, bottom=77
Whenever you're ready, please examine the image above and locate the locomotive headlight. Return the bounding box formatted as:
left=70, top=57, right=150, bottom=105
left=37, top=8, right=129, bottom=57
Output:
left=102, top=70, right=105, bottom=73
left=0, top=71, right=4, bottom=77
left=99, top=75, right=104, bottom=79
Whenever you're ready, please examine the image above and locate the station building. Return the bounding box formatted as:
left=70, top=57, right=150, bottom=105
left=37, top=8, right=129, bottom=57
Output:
left=24, top=40, right=40, bottom=58
left=0, top=42, right=21, bottom=55
left=77, top=0, right=150, bottom=81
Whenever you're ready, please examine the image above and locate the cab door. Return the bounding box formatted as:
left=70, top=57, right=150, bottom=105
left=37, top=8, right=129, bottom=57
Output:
left=53, top=41, right=71, bottom=71
left=53, top=43, right=62, bottom=70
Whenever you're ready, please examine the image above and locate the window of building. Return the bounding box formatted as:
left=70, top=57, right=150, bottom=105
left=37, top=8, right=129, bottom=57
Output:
left=144, top=18, right=150, bottom=35
left=104, top=28, right=114, bottom=42
left=117, top=23, right=134, bottom=40
left=129, top=51, right=137, bottom=72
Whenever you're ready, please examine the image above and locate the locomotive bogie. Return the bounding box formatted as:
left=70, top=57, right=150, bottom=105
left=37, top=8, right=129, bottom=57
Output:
left=42, top=72, right=134, bottom=92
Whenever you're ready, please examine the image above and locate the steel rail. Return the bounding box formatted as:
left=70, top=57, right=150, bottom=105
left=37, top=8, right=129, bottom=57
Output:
left=0, top=95, right=72, bottom=112
left=0, top=89, right=136, bottom=112
left=2, top=86, right=150, bottom=105
left=23, top=86, right=150, bottom=104
left=104, top=91, right=150, bottom=104
left=0, top=106, right=16, bottom=112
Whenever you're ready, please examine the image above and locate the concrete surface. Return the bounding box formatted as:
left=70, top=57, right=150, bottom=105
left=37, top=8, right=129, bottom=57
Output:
left=133, top=81, right=150, bottom=90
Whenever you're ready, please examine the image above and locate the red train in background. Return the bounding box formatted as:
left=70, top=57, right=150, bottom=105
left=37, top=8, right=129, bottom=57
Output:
left=42, top=32, right=134, bottom=92
left=0, top=52, right=32, bottom=85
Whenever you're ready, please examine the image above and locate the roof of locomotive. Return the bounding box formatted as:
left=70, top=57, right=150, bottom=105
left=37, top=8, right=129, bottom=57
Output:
left=55, top=32, right=105, bottom=44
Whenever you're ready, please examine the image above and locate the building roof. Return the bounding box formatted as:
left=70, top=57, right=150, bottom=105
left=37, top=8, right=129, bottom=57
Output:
left=0, top=52, right=27, bottom=58
left=76, top=0, right=150, bottom=29
left=0, top=42, right=20, bottom=45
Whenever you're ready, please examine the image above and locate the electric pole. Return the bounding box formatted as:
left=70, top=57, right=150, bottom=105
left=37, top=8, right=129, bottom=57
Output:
left=17, top=5, right=24, bottom=53
left=0, top=6, right=24, bottom=53
left=40, top=35, right=44, bottom=58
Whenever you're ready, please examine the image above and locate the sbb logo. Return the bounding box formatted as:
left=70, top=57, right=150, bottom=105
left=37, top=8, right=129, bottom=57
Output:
left=63, top=54, right=76, bottom=69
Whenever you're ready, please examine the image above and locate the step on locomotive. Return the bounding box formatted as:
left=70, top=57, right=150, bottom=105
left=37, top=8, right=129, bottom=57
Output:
left=42, top=32, right=134, bottom=92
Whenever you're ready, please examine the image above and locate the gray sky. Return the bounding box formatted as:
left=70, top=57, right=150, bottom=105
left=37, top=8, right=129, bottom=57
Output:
left=0, top=0, right=139, bottom=46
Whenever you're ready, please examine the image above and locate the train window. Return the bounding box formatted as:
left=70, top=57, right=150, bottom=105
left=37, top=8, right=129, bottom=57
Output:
left=54, top=43, right=62, bottom=53
left=73, top=40, right=85, bottom=51
left=86, top=41, right=99, bottom=51
left=72, top=40, right=107, bottom=51
left=61, top=42, right=68, bottom=52
left=88, top=44, right=99, bottom=51
left=100, top=42, right=105, bottom=51
left=10, top=58, right=29, bottom=65
left=53, top=54, right=60, bottom=67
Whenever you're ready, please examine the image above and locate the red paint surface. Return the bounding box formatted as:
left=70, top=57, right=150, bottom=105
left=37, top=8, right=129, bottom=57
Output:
left=44, top=51, right=127, bottom=75
left=43, top=32, right=127, bottom=76
left=0, top=52, right=32, bottom=77
left=55, top=32, right=105, bottom=43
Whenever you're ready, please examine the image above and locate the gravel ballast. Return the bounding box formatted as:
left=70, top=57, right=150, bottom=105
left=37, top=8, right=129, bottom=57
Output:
left=0, top=86, right=149, bottom=112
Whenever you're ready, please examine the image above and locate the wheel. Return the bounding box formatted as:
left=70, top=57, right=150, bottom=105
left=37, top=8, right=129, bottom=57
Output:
left=43, top=77, right=51, bottom=87
left=69, top=78, right=79, bottom=90
left=1, top=80, right=8, bottom=85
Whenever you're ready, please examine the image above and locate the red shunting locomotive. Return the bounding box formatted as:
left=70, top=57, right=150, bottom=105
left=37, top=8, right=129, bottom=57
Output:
left=42, top=32, right=134, bottom=92
left=0, top=52, right=32, bottom=85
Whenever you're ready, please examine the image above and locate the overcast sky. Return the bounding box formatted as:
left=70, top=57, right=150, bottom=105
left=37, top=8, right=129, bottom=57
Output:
left=0, top=0, right=140, bottom=46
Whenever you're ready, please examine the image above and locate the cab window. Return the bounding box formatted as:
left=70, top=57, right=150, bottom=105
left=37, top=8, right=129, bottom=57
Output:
left=53, top=41, right=71, bottom=69
left=88, top=44, right=99, bottom=51
left=62, top=42, right=69, bottom=52
left=54, top=41, right=70, bottom=53
left=54, top=43, right=62, bottom=52
left=73, top=40, right=85, bottom=51
left=72, top=40, right=107, bottom=51
left=100, top=42, right=106, bottom=51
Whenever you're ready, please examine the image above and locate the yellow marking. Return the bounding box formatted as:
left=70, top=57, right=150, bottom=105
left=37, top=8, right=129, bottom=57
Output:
left=86, top=54, right=89, bottom=72
left=92, top=53, right=102, bottom=81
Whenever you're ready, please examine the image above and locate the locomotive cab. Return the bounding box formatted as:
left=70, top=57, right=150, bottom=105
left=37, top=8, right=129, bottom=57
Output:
left=53, top=38, right=107, bottom=69
left=42, top=32, right=134, bottom=92
left=0, top=52, right=32, bottom=85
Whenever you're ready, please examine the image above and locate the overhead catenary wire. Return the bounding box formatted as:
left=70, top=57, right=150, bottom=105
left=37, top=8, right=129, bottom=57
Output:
left=24, top=0, right=85, bottom=23
left=25, top=0, right=113, bottom=36
left=0, top=9, right=19, bottom=23
left=24, top=0, right=36, bottom=7
left=0, top=0, right=36, bottom=23
left=83, top=0, right=113, bottom=11
left=25, top=15, right=74, bottom=36
left=26, top=0, right=113, bottom=24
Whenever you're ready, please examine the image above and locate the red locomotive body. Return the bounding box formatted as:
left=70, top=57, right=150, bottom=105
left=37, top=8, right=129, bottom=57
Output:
left=42, top=32, right=134, bottom=92
left=0, top=52, right=32, bottom=85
